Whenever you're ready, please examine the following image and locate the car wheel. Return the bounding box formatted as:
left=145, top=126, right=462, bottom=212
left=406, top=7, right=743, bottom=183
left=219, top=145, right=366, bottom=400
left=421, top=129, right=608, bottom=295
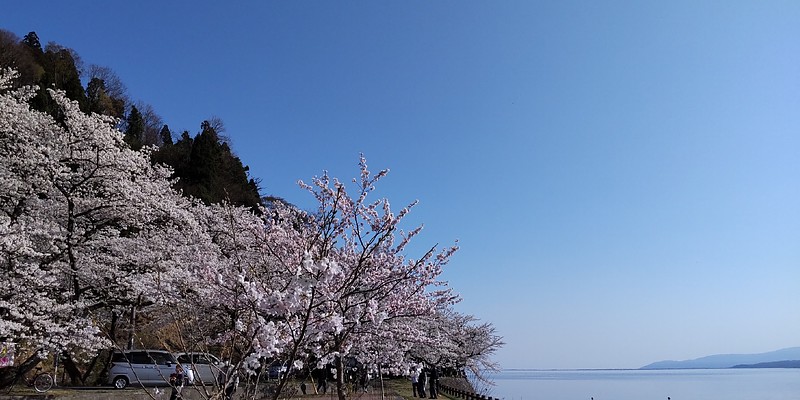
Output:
left=113, top=376, right=129, bottom=389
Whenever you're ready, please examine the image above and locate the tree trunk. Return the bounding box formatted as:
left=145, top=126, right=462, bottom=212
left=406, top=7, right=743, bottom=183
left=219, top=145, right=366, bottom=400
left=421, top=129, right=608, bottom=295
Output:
left=108, top=311, right=119, bottom=345
left=378, top=364, right=385, bottom=400
left=91, top=311, right=118, bottom=385
left=336, top=357, right=346, bottom=400
left=126, top=296, right=140, bottom=350
left=61, top=351, right=83, bottom=385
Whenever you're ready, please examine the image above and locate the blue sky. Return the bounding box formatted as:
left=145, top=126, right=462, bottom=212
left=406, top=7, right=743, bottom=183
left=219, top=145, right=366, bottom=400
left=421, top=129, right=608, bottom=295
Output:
left=4, top=1, right=799, bottom=369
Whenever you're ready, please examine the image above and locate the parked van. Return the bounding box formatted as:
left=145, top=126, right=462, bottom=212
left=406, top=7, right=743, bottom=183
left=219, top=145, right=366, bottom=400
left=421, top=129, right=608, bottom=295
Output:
left=108, top=350, right=177, bottom=389
left=175, top=352, right=223, bottom=385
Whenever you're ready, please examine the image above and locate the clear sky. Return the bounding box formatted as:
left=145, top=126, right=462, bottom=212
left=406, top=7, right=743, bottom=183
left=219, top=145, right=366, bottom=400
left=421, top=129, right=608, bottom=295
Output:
left=3, top=1, right=799, bottom=369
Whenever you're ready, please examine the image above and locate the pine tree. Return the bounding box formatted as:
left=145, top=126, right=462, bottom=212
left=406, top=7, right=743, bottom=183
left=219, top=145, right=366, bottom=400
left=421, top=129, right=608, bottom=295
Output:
left=124, top=106, right=145, bottom=150
left=21, top=31, right=42, bottom=53
left=43, top=44, right=87, bottom=109
left=28, top=42, right=87, bottom=117
left=152, top=121, right=260, bottom=209
left=159, top=124, right=173, bottom=145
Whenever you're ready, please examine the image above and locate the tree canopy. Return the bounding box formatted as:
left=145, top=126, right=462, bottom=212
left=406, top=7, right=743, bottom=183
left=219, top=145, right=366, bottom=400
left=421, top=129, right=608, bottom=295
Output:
left=0, top=28, right=502, bottom=398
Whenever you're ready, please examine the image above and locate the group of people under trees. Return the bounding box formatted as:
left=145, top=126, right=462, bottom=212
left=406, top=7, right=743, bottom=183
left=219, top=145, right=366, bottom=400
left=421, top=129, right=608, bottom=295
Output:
left=301, top=362, right=439, bottom=397
left=304, top=364, right=372, bottom=395
left=410, top=364, right=440, bottom=399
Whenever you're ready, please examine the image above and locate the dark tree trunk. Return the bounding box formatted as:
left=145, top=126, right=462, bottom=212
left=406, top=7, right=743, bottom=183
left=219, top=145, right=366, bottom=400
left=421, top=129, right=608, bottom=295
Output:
left=81, top=352, right=100, bottom=384
left=60, top=351, right=83, bottom=385
left=94, top=349, right=116, bottom=386
left=108, top=311, right=118, bottom=345
left=336, top=356, right=346, bottom=400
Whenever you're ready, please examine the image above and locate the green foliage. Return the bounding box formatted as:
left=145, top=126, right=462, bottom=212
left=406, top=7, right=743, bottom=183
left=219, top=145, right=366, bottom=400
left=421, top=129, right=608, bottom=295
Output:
left=0, top=30, right=42, bottom=87
left=86, top=77, right=125, bottom=118
left=124, top=106, right=145, bottom=150
left=159, top=124, right=173, bottom=145
left=6, top=29, right=264, bottom=209
left=153, top=121, right=262, bottom=209
left=27, top=42, right=87, bottom=118
left=21, top=31, right=41, bottom=53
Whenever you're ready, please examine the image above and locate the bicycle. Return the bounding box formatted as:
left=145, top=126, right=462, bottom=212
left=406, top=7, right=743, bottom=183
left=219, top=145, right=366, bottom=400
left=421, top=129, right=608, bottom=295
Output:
left=26, top=366, right=54, bottom=393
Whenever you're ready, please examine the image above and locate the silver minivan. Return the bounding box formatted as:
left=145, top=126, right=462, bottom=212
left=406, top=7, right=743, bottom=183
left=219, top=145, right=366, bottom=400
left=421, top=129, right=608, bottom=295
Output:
left=108, top=350, right=177, bottom=389
left=175, top=352, right=223, bottom=385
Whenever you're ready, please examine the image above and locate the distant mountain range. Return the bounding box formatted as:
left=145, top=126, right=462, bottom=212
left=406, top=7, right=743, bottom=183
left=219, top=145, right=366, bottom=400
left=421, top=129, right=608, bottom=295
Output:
left=732, top=360, right=800, bottom=369
left=640, top=347, right=800, bottom=369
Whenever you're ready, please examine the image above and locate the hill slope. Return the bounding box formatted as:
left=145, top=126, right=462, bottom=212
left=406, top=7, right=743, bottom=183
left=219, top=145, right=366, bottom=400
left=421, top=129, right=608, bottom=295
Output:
left=732, top=360, right=800, bottom=369
left=640, top=347, right=800, bottom=369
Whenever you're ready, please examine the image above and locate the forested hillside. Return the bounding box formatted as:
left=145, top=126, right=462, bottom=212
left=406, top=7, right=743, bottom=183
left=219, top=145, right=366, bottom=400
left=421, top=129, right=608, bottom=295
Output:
left=0, top=29, right=262, bottom=209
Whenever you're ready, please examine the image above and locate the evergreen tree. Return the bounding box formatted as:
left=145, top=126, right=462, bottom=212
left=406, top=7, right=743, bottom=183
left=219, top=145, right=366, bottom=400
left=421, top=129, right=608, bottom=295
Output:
left=29, top=42, right=86, bottom=117
left=21, top=31, right=42, bottom=53
left=159, top=124, right=173, bottom=145
left=0, top=30, right=41, bottom=87
left=152, top=121, right=261, bottom=209
left=43, top=44, right=86, bottom=109
left=124, top=106, right=145, bottom=150
left=151, top=130, right=190, bottom=181
left=86, top=65, right=127, bottom=118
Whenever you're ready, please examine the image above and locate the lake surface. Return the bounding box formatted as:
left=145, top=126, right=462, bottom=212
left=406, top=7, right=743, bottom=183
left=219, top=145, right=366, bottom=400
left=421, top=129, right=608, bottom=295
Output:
left=486, top=368, right=800, bottom=400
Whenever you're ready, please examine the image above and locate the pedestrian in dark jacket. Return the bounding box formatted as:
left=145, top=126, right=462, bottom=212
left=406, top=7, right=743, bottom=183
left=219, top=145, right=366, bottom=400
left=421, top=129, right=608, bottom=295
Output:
left=169, top=365, right=184, bottom=400
left=313, top=367, right=328, bottom=394
left=429, top=366, right=439, bottom=399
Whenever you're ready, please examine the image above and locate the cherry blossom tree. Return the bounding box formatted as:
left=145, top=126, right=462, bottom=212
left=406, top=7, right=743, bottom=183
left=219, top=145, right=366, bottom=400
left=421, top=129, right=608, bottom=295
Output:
left=248, top=157, right=458, bottom=400
left=0, top=70, right=106, bottom=385
left=177, top=158, right=459, bottom=400
left=0, top=68, right=199, bottom=385
left=408, top=307, right=503, bottom=385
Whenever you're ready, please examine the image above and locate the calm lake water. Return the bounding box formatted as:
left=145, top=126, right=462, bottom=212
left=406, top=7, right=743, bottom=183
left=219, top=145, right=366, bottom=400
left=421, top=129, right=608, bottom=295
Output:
left=486, top=369, right=800, bottom=400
